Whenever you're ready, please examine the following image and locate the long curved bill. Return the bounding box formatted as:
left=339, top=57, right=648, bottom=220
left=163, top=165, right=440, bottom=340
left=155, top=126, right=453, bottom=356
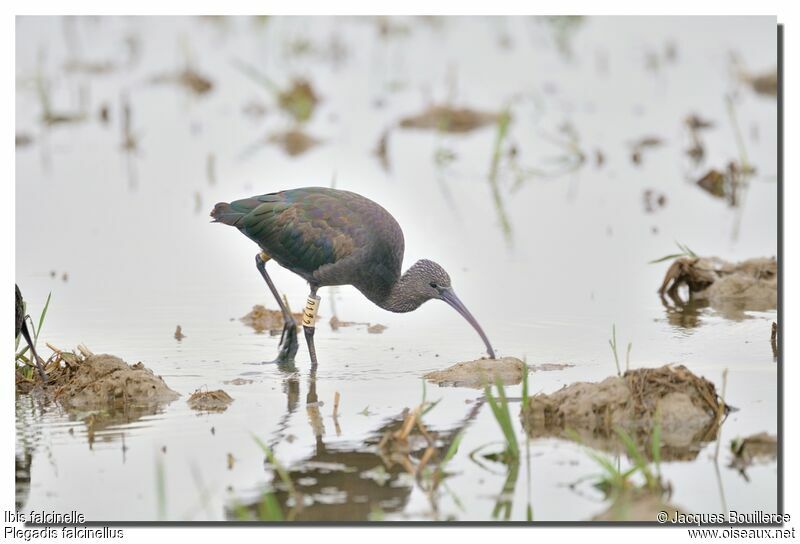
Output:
left=441, top=289, right=496, bottom=359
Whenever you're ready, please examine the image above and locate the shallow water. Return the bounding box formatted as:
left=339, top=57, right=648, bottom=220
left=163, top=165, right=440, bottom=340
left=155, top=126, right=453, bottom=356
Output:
left=15, top=16, right=778, bottom=522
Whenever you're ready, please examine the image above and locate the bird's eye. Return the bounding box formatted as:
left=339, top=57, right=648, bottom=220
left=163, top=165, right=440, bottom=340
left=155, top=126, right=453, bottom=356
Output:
left=429, top=282, right=438, bottom=289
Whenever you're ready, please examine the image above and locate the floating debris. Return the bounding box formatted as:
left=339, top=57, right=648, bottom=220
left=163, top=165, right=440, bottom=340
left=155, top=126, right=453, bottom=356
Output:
left=643, top=189, right=668, bottom=213
left=15, top=133, right=33, bottom=147
left=174, top=325, right=185, bottom=341
left=151, top=68, right=214, bottom=96
left=187, top=389, right=234, bottom=412
left=771, top=322, right=778, bottom=359
left=224, top=378, right=254, bottom=386
left=241, top=304, right=305, bottom=334
left=738, top=68, right=778, bottom=97
left=685, top=114, right=714, bottom=131
left=376, top=16, right=412, bottom=40
left=399, top=105, right=503, bottom=134
left=629, top=136, right=664, bottom=165
left=540, top=16, right=585, bottom=60
left=233, top=60, right=320, bottom=123
left=685, top=114, right=714, bottom=164
left=729, top=432, right=777, bottom=477
left=694, top=162, right=753, bottom=206
left=521, top=365, right=726, bottom=461
left=277, top=79, right=319, bottom=123
left=424, top=357, right=525, bottom=389
left=658, top=256, right=777, bottom=314
left=373, top=128, right=391, bottom=172
left=268, top=129, right=321, bottom=157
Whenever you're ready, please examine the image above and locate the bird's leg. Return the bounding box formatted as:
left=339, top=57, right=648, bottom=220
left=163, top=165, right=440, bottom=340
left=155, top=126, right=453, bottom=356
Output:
left=255, top=253, right=298, bottom=363
left=302, top=287, right=321, bottom=368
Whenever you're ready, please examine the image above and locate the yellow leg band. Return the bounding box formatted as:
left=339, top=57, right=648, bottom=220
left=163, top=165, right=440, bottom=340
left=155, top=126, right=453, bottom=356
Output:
left=259, top=251, right=271, bottom=262
left=302, top=295, right=321, bottom=327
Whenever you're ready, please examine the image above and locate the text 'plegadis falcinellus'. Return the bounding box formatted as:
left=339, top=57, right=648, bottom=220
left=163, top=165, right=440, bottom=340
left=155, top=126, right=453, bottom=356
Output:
left=211, top=187, right=496, bottom=367
left=15, top=284, right=47, bottom=382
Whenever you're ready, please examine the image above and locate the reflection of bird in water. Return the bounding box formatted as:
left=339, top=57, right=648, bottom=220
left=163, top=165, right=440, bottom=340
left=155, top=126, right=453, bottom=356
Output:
left=212, top=187, right=495, bottom=367
left=15, top=284, right=47, bottom=382
left=228, top=389, right=485, bottom=522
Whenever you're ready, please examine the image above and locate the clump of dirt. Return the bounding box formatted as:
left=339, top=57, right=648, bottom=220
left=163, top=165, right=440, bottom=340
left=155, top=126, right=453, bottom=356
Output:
left=241, top=304, right=304, bottom=334
left=48, top=351, right=180, bottom=410
left=268, top=129, right=321, bottom=156
left=424, top=357, right=525, bottom=389
left=521, top=365, right=726, bottom=461
left=398, top=105, right=503, bottom=133
left=729, top=432, right=777, bottom=478
left=659, top=256, right=777, bottom=315
left=187, top=389, right=234, bottom=412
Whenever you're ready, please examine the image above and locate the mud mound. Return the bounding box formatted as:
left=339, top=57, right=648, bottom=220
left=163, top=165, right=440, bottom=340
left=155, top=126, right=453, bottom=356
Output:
left=188, top=389, right=234, bottom=412
left=241, top=304, right=305, bottom=334
left=659, top=256, right=777, bottom=315
left=521, top=365, right=725, bottom=460
left=424, top=357, right=525, bottom=388
left=55, top=354, right=180, bottom=410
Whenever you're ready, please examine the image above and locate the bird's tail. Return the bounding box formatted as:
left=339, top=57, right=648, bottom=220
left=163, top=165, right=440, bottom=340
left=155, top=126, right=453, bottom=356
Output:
left=210, top=202, right=244, bottom=226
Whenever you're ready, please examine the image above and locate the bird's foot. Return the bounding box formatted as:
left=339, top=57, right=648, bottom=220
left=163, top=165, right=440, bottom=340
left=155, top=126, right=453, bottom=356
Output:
left=270, top=322, right=299, bottom=364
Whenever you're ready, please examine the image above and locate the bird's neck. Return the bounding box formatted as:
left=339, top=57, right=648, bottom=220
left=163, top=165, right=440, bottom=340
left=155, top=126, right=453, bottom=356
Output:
left=373, top=266, right=428, bottom=313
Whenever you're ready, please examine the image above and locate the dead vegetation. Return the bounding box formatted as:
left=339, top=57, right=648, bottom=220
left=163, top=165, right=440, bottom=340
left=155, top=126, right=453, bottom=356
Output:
left=187, top=389, right=234, bottom=412
left=424, top=357, right=525, bottom=389
left=268, top=129, right=321, bottom=157
left=658, top=256, right=777, bottom=316
left=399, top=105, right=504, bottom=134
left=277, top=79, right=319, bottom=124
left=241, top=304, right=305, bottom=334
left=150, top=67, right=214, bottom=95
left=694, top=161, right=753, bottom=206
left=629, top=136, right=664, bottom=165
left=684, top=113, right=714, bottom=164
left=521, top=365, right=726, bottom=461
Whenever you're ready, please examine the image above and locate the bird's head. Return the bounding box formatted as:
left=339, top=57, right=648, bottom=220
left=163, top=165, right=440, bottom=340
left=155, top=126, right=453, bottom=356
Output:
left=405, top=259, right=496, bottom=359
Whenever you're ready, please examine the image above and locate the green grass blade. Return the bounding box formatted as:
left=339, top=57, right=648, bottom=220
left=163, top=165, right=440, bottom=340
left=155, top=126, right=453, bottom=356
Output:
left=257, top=492, right=284, bottom=521
left=34, top=292, right=52, bottom=344
left=253, top=435, right=296, bottom=496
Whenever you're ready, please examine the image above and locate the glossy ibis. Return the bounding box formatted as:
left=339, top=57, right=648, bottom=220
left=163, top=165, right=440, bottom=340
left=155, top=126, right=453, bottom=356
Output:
left=15, top=284, right=47, bottom=382
left=212, top=187, right=495, bottom=367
